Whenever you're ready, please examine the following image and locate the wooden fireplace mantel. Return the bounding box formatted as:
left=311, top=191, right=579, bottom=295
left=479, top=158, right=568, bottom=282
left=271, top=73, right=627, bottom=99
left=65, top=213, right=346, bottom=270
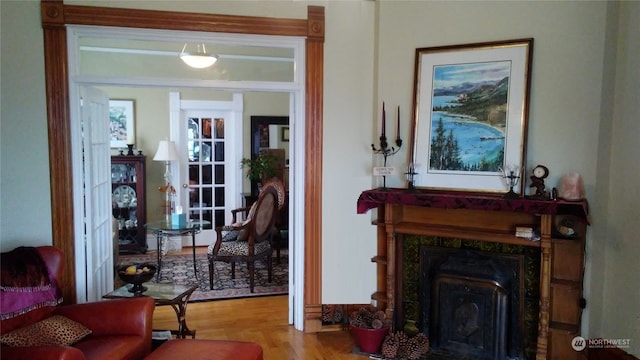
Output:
left=357, top=188, right=590, bottom=360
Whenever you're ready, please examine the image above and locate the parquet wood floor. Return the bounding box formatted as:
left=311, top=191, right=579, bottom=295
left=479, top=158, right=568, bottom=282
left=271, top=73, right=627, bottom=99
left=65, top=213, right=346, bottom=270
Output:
left=152, top=295, right=363, bottom=359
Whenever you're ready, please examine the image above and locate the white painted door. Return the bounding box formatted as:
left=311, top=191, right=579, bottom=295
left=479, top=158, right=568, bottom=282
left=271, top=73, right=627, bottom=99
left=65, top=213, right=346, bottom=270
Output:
left=79, top=86, right=114, bottom=302
left=170, top=92, right=244, bottom=246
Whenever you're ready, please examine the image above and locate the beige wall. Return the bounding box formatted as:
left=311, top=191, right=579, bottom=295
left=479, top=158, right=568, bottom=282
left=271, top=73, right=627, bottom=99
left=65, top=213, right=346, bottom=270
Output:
left=321, top=1, right=378, bottom=304
left=97, top=86, right=288, bottom=223
left=1, top=0, right=638, bottom=354
left=1, top=1, right=52, bottom=245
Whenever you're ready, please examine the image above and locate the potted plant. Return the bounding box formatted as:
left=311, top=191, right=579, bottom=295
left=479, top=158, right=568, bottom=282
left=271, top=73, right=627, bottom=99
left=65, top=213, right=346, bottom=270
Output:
left=349, top=307, right=391, bottom=354
left=240, top=152, right=278, bottom=185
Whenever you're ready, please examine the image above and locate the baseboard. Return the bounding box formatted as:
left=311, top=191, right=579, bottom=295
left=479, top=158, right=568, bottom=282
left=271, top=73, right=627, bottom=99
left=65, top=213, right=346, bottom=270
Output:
left=317, top=323, right=345, bottom=333
left=304, top=318, right=322, bottom=333
left=319, top=303, right=372, bottom=332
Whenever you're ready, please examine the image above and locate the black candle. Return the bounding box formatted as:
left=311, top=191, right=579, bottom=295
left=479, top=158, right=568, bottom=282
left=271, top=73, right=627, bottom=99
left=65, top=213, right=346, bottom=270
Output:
left=381, top=102, right=386, bottom=137
left=396, top=106, right=400, bottom=141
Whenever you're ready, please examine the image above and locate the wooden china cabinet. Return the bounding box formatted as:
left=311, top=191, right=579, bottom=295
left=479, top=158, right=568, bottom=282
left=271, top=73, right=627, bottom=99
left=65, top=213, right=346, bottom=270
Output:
left=111, top=155, right=147, bottom=254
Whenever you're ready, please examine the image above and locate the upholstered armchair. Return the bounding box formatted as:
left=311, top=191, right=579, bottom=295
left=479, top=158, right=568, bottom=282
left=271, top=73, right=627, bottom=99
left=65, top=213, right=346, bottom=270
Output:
left=208, top=178, right=285, bottom=292
left=1, top=246, right=155, bottom=360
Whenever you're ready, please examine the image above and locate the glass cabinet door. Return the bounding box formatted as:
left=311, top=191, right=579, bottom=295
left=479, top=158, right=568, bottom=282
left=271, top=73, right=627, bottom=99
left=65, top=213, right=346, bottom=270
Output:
left=111, top=155, right=146, bottom=253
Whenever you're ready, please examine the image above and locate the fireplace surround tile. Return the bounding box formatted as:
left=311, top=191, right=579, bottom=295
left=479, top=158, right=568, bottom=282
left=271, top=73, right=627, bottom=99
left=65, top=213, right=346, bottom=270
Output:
left=400, top=235, right=541, bottom=359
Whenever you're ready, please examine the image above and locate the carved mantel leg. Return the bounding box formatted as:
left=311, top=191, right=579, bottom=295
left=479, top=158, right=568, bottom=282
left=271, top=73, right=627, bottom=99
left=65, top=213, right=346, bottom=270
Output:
left=385, top=222, right=396, bottom=323
left=537, top=214, right=553, bottom=360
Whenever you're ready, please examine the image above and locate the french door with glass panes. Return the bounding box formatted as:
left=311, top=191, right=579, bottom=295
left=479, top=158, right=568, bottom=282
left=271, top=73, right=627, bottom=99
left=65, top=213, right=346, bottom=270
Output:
left=170, top=92, right=243, bottom=246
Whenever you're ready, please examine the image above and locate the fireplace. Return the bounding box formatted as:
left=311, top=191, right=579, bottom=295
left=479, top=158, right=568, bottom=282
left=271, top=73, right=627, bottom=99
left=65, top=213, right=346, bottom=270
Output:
left=399, top=236, right=540, bottom=360
left=357, top=188, right=590, bottom=359
left=422, top=247, right=524, bottom=359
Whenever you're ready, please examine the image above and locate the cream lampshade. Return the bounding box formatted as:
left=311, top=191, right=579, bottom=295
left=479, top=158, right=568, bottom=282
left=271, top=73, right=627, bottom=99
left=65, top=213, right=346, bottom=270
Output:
left=153, top=140, right=179, bottom=221
left=153, top=140, right=179, bottom=163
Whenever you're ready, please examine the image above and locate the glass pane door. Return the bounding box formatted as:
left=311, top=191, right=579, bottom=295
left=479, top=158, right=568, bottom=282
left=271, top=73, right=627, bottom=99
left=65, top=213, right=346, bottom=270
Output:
left=187, top=116, right=227, bottom=229
left=170, top=93, right=242, bottom=247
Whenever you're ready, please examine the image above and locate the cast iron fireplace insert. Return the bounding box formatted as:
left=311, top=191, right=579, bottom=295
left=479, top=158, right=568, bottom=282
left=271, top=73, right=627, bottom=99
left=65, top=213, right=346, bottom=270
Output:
left=420, top=247, right=525, bottom=360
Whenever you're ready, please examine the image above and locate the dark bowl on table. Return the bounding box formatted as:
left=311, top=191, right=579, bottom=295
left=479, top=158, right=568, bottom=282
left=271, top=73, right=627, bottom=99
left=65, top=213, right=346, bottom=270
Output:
left=117, top=263, right=156, bottom=294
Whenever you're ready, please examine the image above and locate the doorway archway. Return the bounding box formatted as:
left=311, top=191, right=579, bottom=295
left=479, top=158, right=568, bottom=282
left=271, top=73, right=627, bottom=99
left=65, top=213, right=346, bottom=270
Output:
left=41, top=1, right=324, bottom=331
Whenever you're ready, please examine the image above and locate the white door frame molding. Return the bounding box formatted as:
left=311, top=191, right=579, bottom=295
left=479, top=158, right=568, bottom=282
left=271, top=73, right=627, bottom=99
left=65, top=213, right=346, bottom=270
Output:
left=66, top=25, right=305, bottom=328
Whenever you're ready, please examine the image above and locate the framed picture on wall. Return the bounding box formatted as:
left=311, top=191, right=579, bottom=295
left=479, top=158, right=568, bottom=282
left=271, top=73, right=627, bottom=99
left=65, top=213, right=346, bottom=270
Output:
left=109, top=99, right=135, bottom=148
left=281, top=126, right=290, bottom=142
left=411, top=38, right=533, bottom=195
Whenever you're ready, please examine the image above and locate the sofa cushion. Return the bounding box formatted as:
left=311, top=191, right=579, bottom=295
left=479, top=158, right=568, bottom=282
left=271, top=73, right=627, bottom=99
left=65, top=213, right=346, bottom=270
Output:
left=0, top=315, right=91, bottom=347
left=145, top=339, right=264, bottom=360
left=217, top=239, right=270, bottom=256
left=74, top=335, right=147, bottom=360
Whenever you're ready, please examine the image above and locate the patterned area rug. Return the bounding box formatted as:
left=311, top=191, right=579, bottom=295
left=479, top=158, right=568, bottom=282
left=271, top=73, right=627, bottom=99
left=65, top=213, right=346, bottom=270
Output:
left=118, top=251, right=288, bottom=302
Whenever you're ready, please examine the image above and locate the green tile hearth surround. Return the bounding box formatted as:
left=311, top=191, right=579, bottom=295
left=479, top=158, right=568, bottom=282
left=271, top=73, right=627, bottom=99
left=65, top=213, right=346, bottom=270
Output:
left=401, top=235, right=541, bottom=360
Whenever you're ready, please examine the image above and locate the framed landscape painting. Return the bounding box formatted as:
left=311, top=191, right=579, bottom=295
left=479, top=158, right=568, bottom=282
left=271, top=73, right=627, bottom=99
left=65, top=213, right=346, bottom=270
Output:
left=411, top=38, right=533, bottom=195
left=109, top=99, right=135, bottom=148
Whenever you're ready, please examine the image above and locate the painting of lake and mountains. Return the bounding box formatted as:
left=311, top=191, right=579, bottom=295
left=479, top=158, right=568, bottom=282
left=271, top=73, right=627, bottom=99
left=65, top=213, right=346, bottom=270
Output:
left=429, top=61, right=510, bottom=173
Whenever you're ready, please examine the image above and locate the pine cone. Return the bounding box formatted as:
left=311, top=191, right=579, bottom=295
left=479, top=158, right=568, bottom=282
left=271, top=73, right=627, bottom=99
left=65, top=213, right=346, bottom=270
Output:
left=396, top=332, right=410, bottom=359
left=405, top=333, right=429, bottom=360
left=381, top=333, right=399, bottom=359
left=322, top=305, right=344, bottom=324
left=350, top=307, right=374, bottom=328
left=358, top=307, right=375, bottom=323
left=333, top=305, right=344, bottom=323
left=322, top=305, right=333, bottom=322
left=350, top=311, right=368, bottom=328
left=349, top=307, right=391, bottom=329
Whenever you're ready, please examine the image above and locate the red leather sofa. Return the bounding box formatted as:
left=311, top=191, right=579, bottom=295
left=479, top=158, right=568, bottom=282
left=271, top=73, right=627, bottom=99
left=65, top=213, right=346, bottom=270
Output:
left=144, top=339, right=264, bottom=360
left=1, top=246, right=155, bottom=360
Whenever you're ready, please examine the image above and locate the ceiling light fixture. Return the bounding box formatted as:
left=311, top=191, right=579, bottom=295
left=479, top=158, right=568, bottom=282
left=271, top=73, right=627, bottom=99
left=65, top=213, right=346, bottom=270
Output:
left=179, top=43, right=218, bottom=69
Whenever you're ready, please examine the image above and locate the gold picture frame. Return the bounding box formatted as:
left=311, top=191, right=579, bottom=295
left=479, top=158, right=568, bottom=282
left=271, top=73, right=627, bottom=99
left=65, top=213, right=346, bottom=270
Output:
left=411, top=38, right=533, bottom=195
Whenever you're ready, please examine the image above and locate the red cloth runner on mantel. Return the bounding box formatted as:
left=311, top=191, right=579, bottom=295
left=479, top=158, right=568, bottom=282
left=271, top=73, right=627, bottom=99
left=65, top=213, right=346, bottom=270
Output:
left=356, top=187, right=589, bottom=222
left=0, top=247, right=63, bottom=320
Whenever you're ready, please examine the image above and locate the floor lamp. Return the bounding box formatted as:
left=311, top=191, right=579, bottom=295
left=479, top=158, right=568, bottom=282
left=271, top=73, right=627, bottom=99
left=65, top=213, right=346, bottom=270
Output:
left=153, top=140, right=179, bottom=223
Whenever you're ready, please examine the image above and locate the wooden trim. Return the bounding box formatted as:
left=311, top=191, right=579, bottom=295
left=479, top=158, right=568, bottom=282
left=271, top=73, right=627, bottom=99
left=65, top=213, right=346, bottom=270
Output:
left=304, top=304, right=323, bottom=333
left=375, top=207, right=387, bottom=305
left=537, top=214, right=553, bottom=360
left=63, top=5, right=308, bottom=36
left=41, top=0, right=75, bottom=306
left=303, top=6, right=324, bottom=331
left=41, top=0, right=325, bottom=330
left=307, top=5, right=325, bottom=41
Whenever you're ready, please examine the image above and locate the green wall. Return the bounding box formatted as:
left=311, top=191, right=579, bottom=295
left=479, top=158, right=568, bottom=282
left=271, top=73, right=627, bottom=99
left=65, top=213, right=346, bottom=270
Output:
left=1, top=1, right=638, bottom=354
